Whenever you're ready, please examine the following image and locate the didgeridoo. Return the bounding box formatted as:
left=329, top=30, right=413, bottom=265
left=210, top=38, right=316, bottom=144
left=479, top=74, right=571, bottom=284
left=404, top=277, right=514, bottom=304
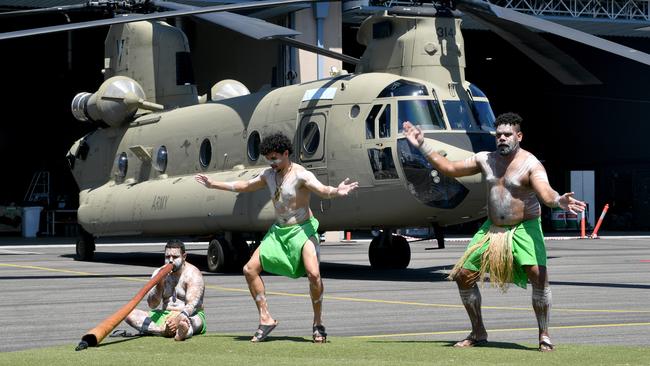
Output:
left=76, top=262, right=173, bottom=351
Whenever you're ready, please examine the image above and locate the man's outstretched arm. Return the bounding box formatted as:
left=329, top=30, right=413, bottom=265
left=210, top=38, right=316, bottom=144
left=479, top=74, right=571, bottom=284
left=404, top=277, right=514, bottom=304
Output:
left=402, top=121, right=481, bottom=178
left=298, top=170, right=359, bottom=199
left=195, top=173, right=266, bottom=193
left=529, top=163, right=586, bottom=214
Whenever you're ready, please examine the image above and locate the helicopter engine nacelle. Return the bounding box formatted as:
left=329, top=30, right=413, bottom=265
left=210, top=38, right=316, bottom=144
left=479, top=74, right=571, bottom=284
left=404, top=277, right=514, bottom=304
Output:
left=71, top=76, right=163, bottom=127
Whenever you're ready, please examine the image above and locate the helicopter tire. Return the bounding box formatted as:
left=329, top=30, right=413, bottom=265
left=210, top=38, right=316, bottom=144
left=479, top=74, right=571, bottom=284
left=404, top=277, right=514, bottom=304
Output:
left=368, top=236, right=389, bottom=269
left=207, top=238, right=229, bottom=273
left=75, top=229, right=95, bottom=261
left=368, top=234, right=411, bottom=269
left=390, top=235, right=411, bottom=269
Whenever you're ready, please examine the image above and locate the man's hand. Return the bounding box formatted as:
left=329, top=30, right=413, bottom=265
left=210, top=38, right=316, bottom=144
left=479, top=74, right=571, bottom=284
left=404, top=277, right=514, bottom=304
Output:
left=402, top=121, right=424, bottom=147
left=194, top=174, right=212, bottom=187
left=558, top=192, right=587, bottom=214
left=336, top=178, right=359, bottom=196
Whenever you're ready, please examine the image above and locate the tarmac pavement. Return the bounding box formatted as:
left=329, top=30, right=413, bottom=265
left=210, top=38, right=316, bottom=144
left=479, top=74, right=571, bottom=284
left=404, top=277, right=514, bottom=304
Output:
left=1, top=234, right=649, bottom=352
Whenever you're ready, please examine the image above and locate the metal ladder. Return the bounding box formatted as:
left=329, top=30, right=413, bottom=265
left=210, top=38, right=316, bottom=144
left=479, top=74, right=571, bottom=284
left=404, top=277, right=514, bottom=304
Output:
left=24, top=171, right=50, bottom=206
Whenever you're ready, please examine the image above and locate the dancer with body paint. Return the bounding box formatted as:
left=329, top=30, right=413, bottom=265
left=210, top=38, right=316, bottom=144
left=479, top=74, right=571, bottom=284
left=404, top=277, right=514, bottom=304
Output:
left=403, top=113, right=585, bottom=352
left=125, top=240, right=206, bottom=341
left=195, top=132, right=358, bottom=343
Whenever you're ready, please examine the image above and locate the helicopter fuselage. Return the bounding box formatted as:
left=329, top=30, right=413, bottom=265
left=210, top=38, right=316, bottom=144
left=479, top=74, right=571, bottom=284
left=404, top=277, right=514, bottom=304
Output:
left=69, top=72, right=495, bottom=237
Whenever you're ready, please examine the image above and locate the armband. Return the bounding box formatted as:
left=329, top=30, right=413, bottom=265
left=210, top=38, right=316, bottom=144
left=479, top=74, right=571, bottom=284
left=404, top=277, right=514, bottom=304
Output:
left=225, top=182, right=235, bottom=192
left=418, top=140, right=435, bottom=157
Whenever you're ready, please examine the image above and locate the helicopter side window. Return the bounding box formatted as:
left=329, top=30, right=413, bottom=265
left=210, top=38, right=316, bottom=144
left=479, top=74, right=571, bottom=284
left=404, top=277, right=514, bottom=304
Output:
left=248, top=131, right=261, bottom=161
left=302, top=122, right=320, bottom=154
left=378, top=80, right=428, bottom=98
left=367, top=147, right=399, bottom=180
left=366, top=105, right=382, bottom=139
left=443, top=100, right=480, bottom=131
left=397, top=100, right=445, bottom=132
left=115, top=152, right=128, bottom=178
left=153, top=146, right=168, bottom=173
left=199, top=138, right=212, bottom=169
left=378, top=104, right=391, bottom=138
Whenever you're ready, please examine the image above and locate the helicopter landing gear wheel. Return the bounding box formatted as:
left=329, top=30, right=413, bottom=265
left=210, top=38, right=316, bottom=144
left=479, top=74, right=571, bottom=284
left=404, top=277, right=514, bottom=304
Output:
left=207, top=238, right=230, bottom=273
left=75, top=227, right=95, bottom=261
left=368, top=231, right=411, bottom=269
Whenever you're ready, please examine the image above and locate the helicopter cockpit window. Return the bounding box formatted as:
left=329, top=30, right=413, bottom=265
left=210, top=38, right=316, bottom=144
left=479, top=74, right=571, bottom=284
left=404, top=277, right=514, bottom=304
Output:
left=115, top=152, right=128, bottom=178
left=443, top=100, right=480, bottom=131
left=378, top=80, right=428, bottom=98
left=302, top=122, right=320, bottom=154
left=471, top=101, right=496, bottom=131
left=366, top=105, right=382, bottom=139
left=176, top=52, right=195, bottom=86
left=367, top=147, right=399, bottom=180
left=378, top=104, right=391, bottom=138
left=398, top=100, right=445, bottom=132
left=199, top=138, right=212, bottom=169
left=153, top=145, right=168, bottom=172
left=248, top=131, right=261, bottom=161
left=468, top=83, right=488, bottom=98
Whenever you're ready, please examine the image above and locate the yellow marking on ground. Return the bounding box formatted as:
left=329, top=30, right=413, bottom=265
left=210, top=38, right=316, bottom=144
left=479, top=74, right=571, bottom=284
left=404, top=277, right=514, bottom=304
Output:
left=0, top=263, right=154, bottom=283
left=3, top=262, right=650, bottom=315
left=353, top=322, right=650, bottom=339
left=205, top=286, right=650, bottom=314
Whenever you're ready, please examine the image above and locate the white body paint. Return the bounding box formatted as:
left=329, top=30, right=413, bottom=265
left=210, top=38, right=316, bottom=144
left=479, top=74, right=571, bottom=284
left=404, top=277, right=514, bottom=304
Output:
left=474, top=150, right=546, bottom=226
left=260, top=167, right=323, bottom=226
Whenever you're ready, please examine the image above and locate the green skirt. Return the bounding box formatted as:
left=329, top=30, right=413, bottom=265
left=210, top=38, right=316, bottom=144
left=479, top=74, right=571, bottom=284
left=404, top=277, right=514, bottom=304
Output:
left=461, top=217, right=547, bottom=288
left=259, top=216, right=319, bottom=278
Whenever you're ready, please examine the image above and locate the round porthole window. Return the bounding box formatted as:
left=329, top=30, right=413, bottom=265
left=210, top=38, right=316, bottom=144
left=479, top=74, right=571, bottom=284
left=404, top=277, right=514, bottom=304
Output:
left=350, top=104, right=360, bottom=118
left=199, top=139, right=212, bottom=168
left=247, top=131, right=261, bottom=161
left=302, top=122, right=320, bottom=155
left=154, top=145, right=168, bottom=172
left=116, top=152, right=128, bottom=178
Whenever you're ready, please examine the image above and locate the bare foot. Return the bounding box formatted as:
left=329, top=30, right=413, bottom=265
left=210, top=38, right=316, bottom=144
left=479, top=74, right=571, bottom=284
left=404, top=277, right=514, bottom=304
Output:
left=454, top=332, right=488, bottom=348
left=175, top=317, right=190, bottom=341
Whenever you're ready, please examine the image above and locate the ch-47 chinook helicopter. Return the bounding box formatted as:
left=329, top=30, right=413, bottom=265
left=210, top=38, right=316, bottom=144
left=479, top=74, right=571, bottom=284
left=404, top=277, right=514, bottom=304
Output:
left=3, top=0, right=650, bottom=272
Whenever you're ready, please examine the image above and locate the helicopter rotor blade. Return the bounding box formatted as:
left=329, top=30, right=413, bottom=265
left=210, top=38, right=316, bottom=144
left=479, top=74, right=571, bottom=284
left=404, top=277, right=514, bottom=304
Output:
left=153, top=1, right=300, bottom=40
left=278, top=36, right=359, bottom=65
left=0, top=0, right=332, bottom=41
left=456, top=0, right=609, bottom=85
left=0, top=3, right=91, bottom=18
left=153, top=1, right=359, bottom=64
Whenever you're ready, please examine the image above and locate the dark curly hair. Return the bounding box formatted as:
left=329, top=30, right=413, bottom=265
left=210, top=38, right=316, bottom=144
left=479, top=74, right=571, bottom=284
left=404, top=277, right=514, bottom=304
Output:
left=165, top=239, right=185, bottom=254
left=495, top=112, right=523, bottom=131
left=260, top=132, right=293, bottom=156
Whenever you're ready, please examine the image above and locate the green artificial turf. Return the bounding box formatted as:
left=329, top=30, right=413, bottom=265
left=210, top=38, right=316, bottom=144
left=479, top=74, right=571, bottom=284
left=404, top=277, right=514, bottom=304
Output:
left=2, top=334, right=648, bottom=366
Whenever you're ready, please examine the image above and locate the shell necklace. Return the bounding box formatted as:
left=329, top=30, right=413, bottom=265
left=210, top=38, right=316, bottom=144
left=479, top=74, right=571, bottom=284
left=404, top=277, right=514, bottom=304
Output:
left=273, top=162, right=292, bottom=202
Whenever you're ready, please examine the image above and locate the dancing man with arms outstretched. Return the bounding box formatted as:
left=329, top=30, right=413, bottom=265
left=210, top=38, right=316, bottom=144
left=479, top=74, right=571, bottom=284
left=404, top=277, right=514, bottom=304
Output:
left=195, top=132, right=358, bottom=343
left=403, top=113, right=585, bottom=352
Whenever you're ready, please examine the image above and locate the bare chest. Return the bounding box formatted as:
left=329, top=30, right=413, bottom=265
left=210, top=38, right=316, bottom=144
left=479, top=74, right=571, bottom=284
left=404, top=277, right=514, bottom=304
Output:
left=482, top=156, right=533, bottom=190
left=163, top=276, right=187, bottom=302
